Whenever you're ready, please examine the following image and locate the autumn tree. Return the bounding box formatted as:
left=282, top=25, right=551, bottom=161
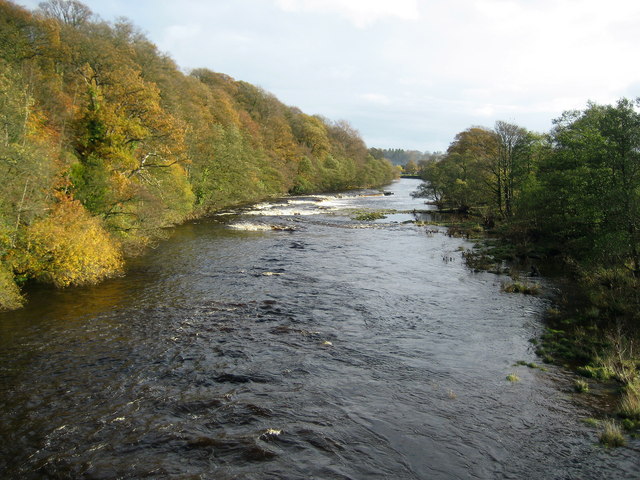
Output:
left=423, top=127, right=496, bottom=213
left=0, top=59, right=59, bottom=308
left=70, top=58, right=194, bottom=249
left=20, top=196, right=123, bottom=287
left=38, top=0, right=92, bottom=26
left=404, top=160, right=419, bottom=175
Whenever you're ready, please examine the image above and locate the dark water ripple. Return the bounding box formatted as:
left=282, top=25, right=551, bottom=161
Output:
left=1, top=180, right=638, bottom=479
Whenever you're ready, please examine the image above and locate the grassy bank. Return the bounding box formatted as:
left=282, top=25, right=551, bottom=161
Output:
left=443, top=213, right=640, bottom=441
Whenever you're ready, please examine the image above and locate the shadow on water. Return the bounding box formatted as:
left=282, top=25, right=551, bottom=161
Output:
left=0, top=179, right=638, bottom=479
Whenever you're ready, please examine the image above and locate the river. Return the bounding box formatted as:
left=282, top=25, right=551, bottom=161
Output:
left=0, top=178, right=637, bottom=479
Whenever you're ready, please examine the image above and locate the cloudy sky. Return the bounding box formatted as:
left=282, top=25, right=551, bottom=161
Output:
left=18, top=0, right=640, bottom=152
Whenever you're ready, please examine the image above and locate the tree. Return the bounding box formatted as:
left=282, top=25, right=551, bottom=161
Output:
left=20, top=195, right=123, bottom=287
left=492, top=121, right=534, bottom=217
left=0, top=260, right=22, bottom=310
left=0, top=58, right=59, bottom=308
left=539, top=99, right=640, bottom=274
left=38, top=0, right=92, bottom=26
left=441, top=127, right=497, bottom=213
left=70, top=60, right=194, bottom=248
left=414, top=160, right=444, bottom=203
left=404, top=159, right=419, bottom=175
left=417, top=150, right=489, bottom=213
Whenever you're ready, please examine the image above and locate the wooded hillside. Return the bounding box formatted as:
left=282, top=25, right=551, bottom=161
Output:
left=0, top=0, right=397, bottom=310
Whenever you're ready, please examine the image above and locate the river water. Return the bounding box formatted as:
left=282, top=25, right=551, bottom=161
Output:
left=0, top=179, right=637, bottom=479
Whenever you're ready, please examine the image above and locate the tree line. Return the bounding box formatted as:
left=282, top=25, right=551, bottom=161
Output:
left=369, top=147, right=442, bottom=173
left=0, top=0, right=397, bottom=310
left=416, top=98, right=640, bottom=328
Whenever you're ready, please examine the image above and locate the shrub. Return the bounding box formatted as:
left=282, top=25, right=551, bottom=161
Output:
left=21, top=197, right=124, bottom=287
left=581, top=417, right=599, bottom=427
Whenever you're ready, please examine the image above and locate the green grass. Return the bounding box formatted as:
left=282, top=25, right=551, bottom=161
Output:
left=618, top=382, right=640, bottom=420
left=536, top=326, right=602, bottom=367
left=599, top=420, right=626, bottom=447
left=576, top=365, right=615, bottom=381
left=581, top=417, right=600, bottom=427
left=574, top=378, right=590, bottom=393
left=351, top=209, right=390, bottom=221
left=501, top=281, right=541, bottom=295
left=514, top=360, right=542, bottom=370
left=621, top=418, right=640, bottom=431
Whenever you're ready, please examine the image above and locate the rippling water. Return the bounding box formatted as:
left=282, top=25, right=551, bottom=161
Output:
left=1, top=179, right=637, bottom=479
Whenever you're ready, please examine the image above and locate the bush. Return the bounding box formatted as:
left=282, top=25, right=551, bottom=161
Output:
left=21, top=197, right=124, bottom=287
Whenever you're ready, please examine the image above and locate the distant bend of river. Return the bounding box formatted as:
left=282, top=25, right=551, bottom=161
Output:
left=1, top=179, right=637, bottom=479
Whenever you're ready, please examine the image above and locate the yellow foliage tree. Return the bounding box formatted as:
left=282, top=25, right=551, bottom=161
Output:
left=24, top=197, right=123, bottom=287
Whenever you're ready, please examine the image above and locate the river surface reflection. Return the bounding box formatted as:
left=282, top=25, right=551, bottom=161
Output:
left=0, top=179, right=637, bottom=479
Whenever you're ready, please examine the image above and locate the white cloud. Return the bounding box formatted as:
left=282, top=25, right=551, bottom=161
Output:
left=163, top=24, right=202, bottom=41
left=360, top=93, right=392, bottom=105
left=473, top=105, right=496, bottom=117
left=327, top=66, right=357, bottom=80
left=275, top=0, right=420, bottom=28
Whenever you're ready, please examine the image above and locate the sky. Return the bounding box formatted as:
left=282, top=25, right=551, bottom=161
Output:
left=17, top=0, right=640, bottom=152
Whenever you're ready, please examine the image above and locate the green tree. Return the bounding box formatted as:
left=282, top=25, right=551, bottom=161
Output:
left=420, top=127, right=496, bottom=213
left=492, top=121, right=535, bottom=217
left=404, top=159, right=419, bottom=175
left=70, top=61, right=194, bottom=249
left=538, top=99, right=640, bottom=273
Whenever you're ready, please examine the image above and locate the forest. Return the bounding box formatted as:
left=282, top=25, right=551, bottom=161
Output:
left=0, top=0, right=397, bottom=310
left=416, top=99, right=640, bottom=426
left=368, top=147, right=442, bottom=166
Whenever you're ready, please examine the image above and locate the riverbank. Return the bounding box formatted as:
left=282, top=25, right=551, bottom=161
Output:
left=1, top=179, right=399, bottom=313
left=426, top=210, right=640, bottom=444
